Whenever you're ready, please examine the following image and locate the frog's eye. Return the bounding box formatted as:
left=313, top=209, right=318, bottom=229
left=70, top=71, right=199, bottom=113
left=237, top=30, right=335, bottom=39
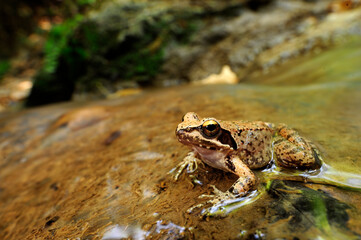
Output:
left=201, top=120, right=220, bottom=137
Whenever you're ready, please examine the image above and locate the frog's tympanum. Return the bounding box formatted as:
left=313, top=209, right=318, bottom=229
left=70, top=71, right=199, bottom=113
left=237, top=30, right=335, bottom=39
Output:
left=175, top=112, right=321, bottom=208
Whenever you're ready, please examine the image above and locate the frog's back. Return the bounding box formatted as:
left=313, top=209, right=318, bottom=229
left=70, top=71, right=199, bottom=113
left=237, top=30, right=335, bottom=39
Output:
left=231, top=120, right=274, bottom=169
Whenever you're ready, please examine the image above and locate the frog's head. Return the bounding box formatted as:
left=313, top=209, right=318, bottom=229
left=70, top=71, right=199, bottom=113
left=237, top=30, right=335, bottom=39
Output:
left=176, top=112, right=237, bottom=154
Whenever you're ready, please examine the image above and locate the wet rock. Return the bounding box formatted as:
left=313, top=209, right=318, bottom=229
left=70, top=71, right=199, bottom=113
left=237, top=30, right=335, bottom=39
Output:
left=147, top=220, right=187, bottom=240
left=103, top=130, right=122, bottom=146
left=0, top=38, right=361, bottom=239
left=49, top=106, right=111, bottom=132
left=160, top=0, right=361, bottom=84
left=328, top=0, right=361, bottom=12
left=44, top=216, right=60, bottom=228
left=267, top=180, right=354, bottom=237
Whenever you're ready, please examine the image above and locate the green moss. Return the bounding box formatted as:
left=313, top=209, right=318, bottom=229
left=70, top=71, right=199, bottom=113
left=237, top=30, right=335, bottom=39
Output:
left=171, top=20, right=200, bottom=44
left=27, top=15, right=87, bottom=106
left=43, top=14, right=84, bottom=74
left=40, top=6, right=201, bottom=87
left=117, top=48, right=164, bottom=81
left=30, top=3, right=204, bottom=105
left=77, top=0, right=96, bottom=6
left=81, top=23, right=102, bottom=54
left=92, top=18, right=198, bottom=84
left=308, top=192, right=331, bottom=231
left=0, top=60, right=10, bottom=80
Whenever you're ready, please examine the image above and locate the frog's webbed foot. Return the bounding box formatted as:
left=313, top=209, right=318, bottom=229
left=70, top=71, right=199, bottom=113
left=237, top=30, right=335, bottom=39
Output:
left=171, top=152, right=204, bottom=180
left=187, top=185, right=262, bottom=217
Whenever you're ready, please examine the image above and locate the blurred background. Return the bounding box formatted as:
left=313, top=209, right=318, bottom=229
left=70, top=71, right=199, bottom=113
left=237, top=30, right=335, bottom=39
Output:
left=0, top=0, right=360, bottom=111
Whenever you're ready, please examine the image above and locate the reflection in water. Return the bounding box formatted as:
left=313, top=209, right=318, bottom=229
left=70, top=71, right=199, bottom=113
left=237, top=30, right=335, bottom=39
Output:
left=102, top=224, right=147, bottom=240
left=154, top=220, right=186, bottom=235
left=102, top=221, right=187, bottom=240
left=198, top=190, right=263, bottom=217
left=267, top=180, right=359, bottom=240
left=263, top=163, right=361, bottom=192
left=195, top=161, right=361, bottom=218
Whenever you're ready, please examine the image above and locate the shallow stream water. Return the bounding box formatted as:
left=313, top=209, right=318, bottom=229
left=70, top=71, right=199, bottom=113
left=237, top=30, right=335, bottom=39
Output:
left=0, top=37, right=361, bottom=239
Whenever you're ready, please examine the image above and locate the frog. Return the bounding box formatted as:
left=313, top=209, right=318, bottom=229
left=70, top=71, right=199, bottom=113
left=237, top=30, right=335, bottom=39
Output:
left=174, top=112, right=322, bottom=210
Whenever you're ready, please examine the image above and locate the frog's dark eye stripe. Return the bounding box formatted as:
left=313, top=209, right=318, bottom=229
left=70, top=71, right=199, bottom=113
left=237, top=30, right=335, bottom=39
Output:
left=201, top=120, right=220, bottom=137
left=181, top=114, right=185, bottom=122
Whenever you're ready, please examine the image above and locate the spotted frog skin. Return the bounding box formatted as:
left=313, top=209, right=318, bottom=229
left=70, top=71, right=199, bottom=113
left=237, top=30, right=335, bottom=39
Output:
left=175, top=112, right=321, bottom=199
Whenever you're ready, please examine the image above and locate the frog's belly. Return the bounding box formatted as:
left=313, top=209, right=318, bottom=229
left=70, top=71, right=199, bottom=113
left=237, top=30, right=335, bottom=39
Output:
left=193, top=146, right=229, bottom=171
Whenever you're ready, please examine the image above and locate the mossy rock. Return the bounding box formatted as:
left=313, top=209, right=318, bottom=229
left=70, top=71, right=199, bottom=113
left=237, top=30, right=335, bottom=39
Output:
left=27, top=0, right=247, bottom=106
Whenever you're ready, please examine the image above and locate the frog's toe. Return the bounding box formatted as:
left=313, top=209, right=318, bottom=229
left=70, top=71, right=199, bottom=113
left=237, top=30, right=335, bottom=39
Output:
left=187, top=196, right=232, bottom=217
left=171, top=152, right=202, bottom=180
left=187, top=197, right=222, bottom=214
left=186, top=185, right=236, bottom=214
left=171, top=160, right=189, bottom=180
left=187, top=201, right=208, bottom=213
left=188, top=188, right=261, bottom=217
left=199, top=185, right=235, bottom=200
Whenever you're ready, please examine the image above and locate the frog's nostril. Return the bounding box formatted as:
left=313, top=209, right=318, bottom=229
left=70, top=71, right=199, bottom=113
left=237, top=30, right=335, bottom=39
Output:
left=177, top=129, right=185, bottom=135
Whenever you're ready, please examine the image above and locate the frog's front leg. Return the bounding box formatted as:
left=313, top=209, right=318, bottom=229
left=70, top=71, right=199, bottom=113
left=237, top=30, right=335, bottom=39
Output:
left=226, top=155, right=257, bottom=196
left=203, top=155, right=256, bottom=198
left=172, top=151, right=204, bottom=180
left=188, top=155, right=256, bottom=213
left=273, top=124, right=322, bottom=169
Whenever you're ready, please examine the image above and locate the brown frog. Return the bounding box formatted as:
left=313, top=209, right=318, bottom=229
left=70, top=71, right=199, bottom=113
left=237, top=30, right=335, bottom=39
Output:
left=174, top=112, right=322, bottom=205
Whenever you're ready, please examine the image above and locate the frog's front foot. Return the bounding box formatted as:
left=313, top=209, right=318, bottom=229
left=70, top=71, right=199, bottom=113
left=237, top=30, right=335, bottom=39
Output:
left=171, top=152, right=204, bottom=180
left=187, top=185, right=262, bottom=217
left=187, top=185, right=236, bottom=214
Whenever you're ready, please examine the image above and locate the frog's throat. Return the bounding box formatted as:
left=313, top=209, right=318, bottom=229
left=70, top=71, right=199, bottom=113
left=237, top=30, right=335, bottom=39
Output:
left=193, top=146, right=230, bottom=170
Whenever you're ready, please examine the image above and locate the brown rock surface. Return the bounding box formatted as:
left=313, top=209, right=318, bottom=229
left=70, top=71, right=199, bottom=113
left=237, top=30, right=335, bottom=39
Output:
left=1, top=38, right=361, bottom=239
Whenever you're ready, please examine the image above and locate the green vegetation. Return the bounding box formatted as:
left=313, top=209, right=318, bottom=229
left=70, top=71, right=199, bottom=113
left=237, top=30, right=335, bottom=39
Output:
left=311, top=194, right=330, bottom=232
left=0, top=60, right=10, bottom=80
left=28, top=2, right=203, bottom=106
left=75, top=16, right=200, bottom=89
left=118, top=48, right=164, bottom=81
left=27, top=15, right=88, bottom=106
left=77, top=0, right=96, bottom=6
left=43, top=15, right=84, bottom=74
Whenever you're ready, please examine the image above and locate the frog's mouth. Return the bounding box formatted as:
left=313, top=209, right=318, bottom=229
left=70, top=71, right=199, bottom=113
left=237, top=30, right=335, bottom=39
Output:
left=176, top=129, right=237, bottom=151
left=177, top=135, right=222, bottom=150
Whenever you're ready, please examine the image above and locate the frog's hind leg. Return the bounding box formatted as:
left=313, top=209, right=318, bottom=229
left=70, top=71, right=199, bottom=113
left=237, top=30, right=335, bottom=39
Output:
left=273, top=124, right=322, bottom=169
